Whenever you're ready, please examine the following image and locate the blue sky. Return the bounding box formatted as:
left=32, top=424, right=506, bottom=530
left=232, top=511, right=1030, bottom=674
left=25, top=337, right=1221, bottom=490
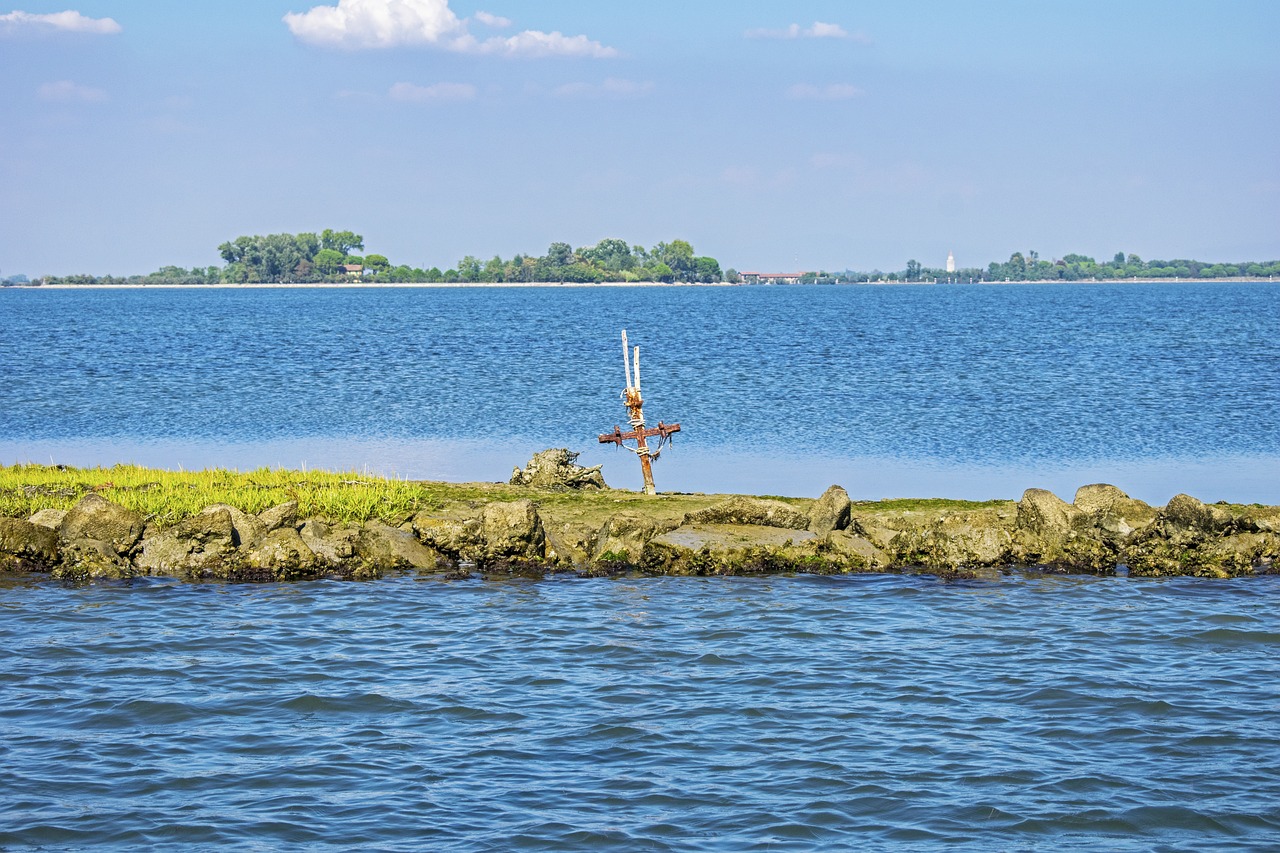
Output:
left=2, top=0, right=1277, bottom=276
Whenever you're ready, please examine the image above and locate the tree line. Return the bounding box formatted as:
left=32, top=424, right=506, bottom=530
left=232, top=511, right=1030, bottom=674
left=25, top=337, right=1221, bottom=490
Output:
left=17, top=240, right=1278, bottom=286
left=799, top=251, right=1280, bottom=284
left=32, top=231, right=726, bottom=285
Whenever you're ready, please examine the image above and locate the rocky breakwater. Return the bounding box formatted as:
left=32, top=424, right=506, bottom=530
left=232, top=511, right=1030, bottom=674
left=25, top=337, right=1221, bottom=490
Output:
left=0, top=492, right=554, bottom=582
left=1, top=482, right=1277, bottom=583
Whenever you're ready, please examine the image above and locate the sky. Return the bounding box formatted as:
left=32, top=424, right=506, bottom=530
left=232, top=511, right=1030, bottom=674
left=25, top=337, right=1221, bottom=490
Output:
left=2, top=0, right=1278, bottom=276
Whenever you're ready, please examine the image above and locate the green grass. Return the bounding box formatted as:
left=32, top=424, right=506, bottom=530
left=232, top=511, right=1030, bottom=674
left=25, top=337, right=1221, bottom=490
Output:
left=0, top=463, right=746, bottom=531
left=0, top=463, right=451, bottom=528
left=2, top=462, right=1044, bottom=535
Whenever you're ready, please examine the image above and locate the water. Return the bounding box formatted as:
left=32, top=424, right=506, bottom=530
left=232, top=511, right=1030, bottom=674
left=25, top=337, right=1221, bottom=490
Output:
left=2, top=572, right=1278, bottom=850
left=3, top=284, right=1280, bottom=850
left=1, top=282, right=1277, bottom=502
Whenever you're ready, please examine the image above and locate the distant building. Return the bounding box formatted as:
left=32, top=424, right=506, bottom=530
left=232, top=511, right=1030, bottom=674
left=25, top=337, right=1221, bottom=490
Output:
left=740, top=271, right=806, bottom=284
left=946, top=251, right=956, bottom=273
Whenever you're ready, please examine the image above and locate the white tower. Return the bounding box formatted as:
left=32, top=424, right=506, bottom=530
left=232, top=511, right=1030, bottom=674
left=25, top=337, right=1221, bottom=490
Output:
left=946, top=251, right=956, bottom=273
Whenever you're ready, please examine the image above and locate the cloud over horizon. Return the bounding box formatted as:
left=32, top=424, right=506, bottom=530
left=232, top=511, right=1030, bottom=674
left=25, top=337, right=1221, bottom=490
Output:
left=37, top=79, right=108, bottom=102
left=0, top=9, right=121, bottom=35
left=787, top=83, right=863, bottom=101
left=745, top=21, right=868, bottom=42
left=284, top=0, right=615, bottom=57
left=553, top=77, right=653, bottom=99
left=388, top=81, right=476, bottom=102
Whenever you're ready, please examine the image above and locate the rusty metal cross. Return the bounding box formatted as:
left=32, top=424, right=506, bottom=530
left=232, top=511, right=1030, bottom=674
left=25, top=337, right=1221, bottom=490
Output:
left=598, top=330, right=681, bottom=495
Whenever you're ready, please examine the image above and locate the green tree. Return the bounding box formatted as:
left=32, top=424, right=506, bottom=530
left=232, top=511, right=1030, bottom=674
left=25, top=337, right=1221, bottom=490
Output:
left=313, top=249, right=345, bottom=276
left=647, top=261, right=674, bottom=282
left=456, top=256, right=482, bottom=282
left=481, top=255, right=505, bottom=282
left=581, top=238, right=635, bottom=272
left=295, top=232, right=320, bottom=260
left=321, top=229, right=364, bottom=256
left=656, top=239, right=695, bottom=280
left=694, top=256, right=722, bottom=283
left=546, top=242, right=573, bottom=269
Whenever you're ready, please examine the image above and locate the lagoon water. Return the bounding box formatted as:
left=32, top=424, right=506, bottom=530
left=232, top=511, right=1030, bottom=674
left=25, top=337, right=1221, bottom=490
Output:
left=2, top=282, right=1280, bottom=850
left=2, top=572, right=1279, bottom=850
left=1, top=281, right=1277, bottom=503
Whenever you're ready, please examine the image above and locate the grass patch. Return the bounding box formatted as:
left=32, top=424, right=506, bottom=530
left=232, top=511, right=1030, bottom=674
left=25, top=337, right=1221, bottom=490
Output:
left=0, top=463, right=747, bottom=531
left=0, top=463, right=452, bottom=529
left=2, top=463, right=1034, bottom=535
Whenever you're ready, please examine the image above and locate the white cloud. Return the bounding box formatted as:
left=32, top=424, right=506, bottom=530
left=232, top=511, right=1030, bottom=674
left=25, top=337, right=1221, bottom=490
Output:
left=284, top=0, right=615, bottom=57
left=37, top=80, right=107, bottom=102
left=786, top=83, right=863, bottom=101
left=473, top=10, right=510, bottom=28
left=466, top=29, right=616, bottom=58
left=553, top=77, right=652, bottom=99
left=388, top=81, right=476, bottom=102
left=745, top=21, right=868, bottom=42
left=0, top=9, right=121, bottom=35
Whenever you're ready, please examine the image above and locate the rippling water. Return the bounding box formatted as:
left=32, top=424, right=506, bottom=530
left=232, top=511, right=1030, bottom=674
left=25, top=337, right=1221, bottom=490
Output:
left=3, top=572, right=1279, bottom=850
left=1, top=282, right=1277, bottom=501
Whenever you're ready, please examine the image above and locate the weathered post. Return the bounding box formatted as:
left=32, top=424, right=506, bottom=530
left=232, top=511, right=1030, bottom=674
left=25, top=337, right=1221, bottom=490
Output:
left=598, top=330, right=681, bottom=495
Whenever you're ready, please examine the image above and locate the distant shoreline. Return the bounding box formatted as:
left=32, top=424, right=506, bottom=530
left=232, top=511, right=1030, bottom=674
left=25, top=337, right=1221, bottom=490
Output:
left=7, top=277, right=1275, bottom=291
left=10, top=281, right=737, bottom=292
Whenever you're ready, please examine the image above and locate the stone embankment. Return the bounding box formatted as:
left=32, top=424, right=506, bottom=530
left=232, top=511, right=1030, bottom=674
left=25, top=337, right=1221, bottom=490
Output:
left=2, top=482, right=1278, bottom=582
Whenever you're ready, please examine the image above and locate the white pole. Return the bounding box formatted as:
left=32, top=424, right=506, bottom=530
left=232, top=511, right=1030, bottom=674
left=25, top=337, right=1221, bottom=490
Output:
left=633, top=346, right=641, bottom=394
left=621, top=329, right=632, bottom=390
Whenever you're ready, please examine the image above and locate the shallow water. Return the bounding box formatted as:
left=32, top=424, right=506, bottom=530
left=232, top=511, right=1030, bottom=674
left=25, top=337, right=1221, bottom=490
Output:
left=1, top=282, right=1277, bottom=502
left=2, top=572, right=1278, bottom=851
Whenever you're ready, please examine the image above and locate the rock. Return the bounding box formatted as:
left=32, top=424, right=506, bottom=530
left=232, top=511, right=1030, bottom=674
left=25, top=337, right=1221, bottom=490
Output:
left=0, top=517, right=60, bottom=569
left=27, top=508, right=67, bottom=530
left=59, top=494, right=145, bottom=555
left=890, top=515, right=1011, bottom=571
left=849, top=516, right=899, bottom=551
left=543, top=522, right=594, bottom=566
left=355, top=520, right=446, bottom=571
left=821, top=529, right=888, bottom=570
left=1121, top=494, right=1268, bottom=577
left=510, top=448, right=607, bottom=490
left=591, top=512, right=666, bottom=563
left=684, top=496, right=809, bottom=530
left=1073, top=484, right=1155, bottom=538
left=1011, top=489, right=1115, bottom=571
left=134, top=507, right=237, bottom=575
left=1074, top=483, right=1129, bottom=515
left=53, top=538, right=134, bottom=580
left=808, top=485, right=851, bottom=535
left=258, top=501, right=299, bottom=533
left=245, top=528, right=317, bottom=573
left=1160, top=494, right=1234, bottom=534
left=644, top=523, right=820, bottom=574
left=481, top=500, right=546, bottom=561
left=204, top=503, right=267, bottom=548
left=1015, top=489, right=1082, bottom=536
left=412, top=512, right=483, bottom=560
left=300, top=518, right=360, bottom=564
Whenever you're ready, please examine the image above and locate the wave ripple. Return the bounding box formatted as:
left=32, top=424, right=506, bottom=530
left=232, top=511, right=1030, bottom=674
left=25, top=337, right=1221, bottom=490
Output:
left=2, top=573, right=1279, bottom=850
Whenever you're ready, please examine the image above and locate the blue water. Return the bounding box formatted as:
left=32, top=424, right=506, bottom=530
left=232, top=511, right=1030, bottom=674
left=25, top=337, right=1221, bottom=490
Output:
left=2, top=573, right=1278, bottom=851
left=1, top=282, right=1277, bottom=501
left=3, top=284, right=1280, bottom=850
